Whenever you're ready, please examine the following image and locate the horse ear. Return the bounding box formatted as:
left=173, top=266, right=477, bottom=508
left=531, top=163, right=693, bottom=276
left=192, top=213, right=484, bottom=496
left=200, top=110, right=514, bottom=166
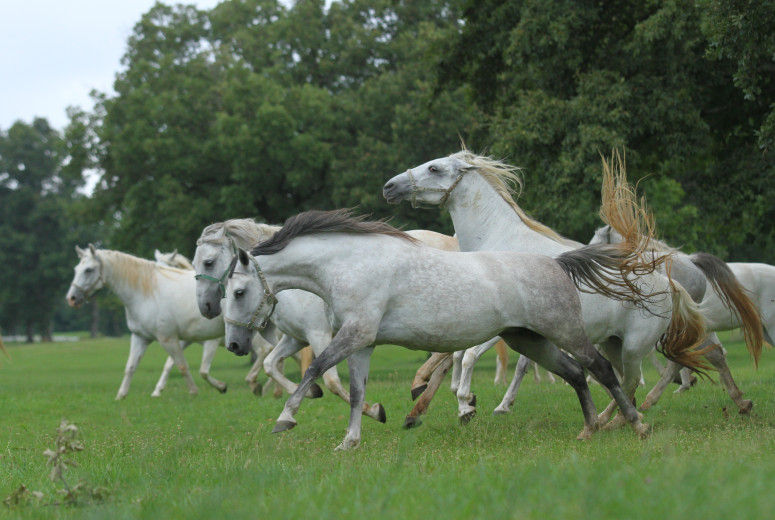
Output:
left=238, top=248, right=250, bottom=266
left=75, top=245, right=85, bottom=257
left=171, top=249, right=178, bottom=259
left=88, top=243, right=97, bottom=256
left=451, top=158, right=474, bottom=174
left=153, top=249, right=162, bottom=260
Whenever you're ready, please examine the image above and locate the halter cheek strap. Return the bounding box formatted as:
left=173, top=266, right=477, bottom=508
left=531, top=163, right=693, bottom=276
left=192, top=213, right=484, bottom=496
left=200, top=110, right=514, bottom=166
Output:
left=406, top=169, right=466, bottom=209
left=223, top=256, right=278, bottom=332
left=194, top=233, right=239, bottom=299
left=70, top=256, right=104, bottom=303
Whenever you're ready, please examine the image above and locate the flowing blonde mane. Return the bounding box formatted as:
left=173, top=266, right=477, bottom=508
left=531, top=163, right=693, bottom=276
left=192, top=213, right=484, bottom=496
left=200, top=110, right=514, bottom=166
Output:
left=449, top=149, right=566, bottom=244
left=197, top=219, right=282, bottom=249
left=100, top=250, right=183, bottom=296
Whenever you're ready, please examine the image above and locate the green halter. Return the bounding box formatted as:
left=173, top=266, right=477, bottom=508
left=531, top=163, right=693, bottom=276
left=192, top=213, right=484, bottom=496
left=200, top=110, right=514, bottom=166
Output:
left=194, top=232, right=238, bottom=299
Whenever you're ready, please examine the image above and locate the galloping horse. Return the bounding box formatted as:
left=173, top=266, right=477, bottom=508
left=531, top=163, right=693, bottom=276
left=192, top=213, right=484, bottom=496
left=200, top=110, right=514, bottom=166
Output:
left=66, top=245, right=277, bottom=399
left=590, top=225, right=764, bottom=412
left=383, top=150, right=712, bottom=426
left=222, top=208, right=707, bottom=450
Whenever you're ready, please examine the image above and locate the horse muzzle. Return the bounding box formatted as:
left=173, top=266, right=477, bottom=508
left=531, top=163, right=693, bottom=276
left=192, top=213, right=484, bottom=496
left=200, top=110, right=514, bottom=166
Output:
left=227, top=341, right=250, bottom=357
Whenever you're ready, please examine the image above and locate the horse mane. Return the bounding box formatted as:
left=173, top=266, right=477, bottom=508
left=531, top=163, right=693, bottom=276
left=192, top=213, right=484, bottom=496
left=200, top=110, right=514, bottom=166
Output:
left=197, top=219, right=282, bottom=249
left=251, top=208, right=417, bottom=256
left=449, top=149, right=566, bottom=244
left=99, top=250, right=181, bottom=296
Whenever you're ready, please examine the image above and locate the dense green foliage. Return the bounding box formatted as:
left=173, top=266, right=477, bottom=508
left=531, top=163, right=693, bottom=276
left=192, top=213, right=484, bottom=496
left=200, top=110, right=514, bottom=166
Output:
left=1, top=333, right=775, bottom=518
left=1, top=0, right=774, bottom=336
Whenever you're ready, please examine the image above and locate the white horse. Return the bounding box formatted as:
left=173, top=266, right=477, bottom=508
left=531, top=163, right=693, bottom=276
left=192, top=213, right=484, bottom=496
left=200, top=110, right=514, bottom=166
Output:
left=152, top=249, right=286, bottom=397
left=193, top=219, right=385, bottom=422
left=383, top=150, right=711, bottom=425
left=590, top=226, right=764, bottom=412
left=65, top=245, right=276, bottom=399
left=221, top=208, right=713, bottom=450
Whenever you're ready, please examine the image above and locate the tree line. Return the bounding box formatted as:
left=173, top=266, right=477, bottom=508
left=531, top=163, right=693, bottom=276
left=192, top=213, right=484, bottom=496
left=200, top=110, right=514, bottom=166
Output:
left=1, top=0, right=773, bottom=340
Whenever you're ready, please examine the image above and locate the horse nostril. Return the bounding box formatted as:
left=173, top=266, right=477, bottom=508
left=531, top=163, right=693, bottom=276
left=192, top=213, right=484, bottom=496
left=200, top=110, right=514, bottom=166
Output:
left=228, top=342, right=242, bottom=355
left=384, top=181, right=395, bottom=191
left=205, top=302, right=211, bottom=312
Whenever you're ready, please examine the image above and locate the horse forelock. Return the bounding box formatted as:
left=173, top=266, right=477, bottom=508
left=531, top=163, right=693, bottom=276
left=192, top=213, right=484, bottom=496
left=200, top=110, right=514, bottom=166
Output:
left=197, top=219, right=281, bottom=249
left=449, top=149, right=565, bottom=244
left=251, top=208, right=417, bottom=256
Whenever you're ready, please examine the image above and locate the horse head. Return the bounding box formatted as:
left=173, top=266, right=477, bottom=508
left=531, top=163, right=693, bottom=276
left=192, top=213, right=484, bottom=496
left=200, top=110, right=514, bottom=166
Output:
left=383, top=156, right=474, bottom=208
left=66, top=244, right=104, bottom=307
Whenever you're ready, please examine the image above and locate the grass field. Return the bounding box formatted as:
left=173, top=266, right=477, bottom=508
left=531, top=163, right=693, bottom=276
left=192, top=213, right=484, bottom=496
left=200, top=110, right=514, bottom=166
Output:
left=1, top=332, right=774, bottom=519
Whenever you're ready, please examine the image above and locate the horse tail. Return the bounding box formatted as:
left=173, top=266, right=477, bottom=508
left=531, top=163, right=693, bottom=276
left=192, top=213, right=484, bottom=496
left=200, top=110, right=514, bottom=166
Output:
left=657, top=281, right=716, bottom=372
left=555, top=243, right=670, bottom=310
left=690, top=252, right=764, bottom=366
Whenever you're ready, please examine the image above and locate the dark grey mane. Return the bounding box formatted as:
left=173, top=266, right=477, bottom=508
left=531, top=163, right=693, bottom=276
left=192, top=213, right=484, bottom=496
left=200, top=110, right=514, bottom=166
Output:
left=251, top=208, right=417, bottom=256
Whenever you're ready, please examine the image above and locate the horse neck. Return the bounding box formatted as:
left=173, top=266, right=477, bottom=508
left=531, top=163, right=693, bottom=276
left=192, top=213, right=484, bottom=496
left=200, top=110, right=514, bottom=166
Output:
left=99, top=250, right=156, bottom=305
left=446, top=173, right=570, bottom=256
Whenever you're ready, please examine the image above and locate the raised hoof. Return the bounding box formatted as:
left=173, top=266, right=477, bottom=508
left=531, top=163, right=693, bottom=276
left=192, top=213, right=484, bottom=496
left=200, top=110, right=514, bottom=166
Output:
left=218, top=385, right=228, bottom=394
left=738, top=400, right=753, bottom=415
left=411, top=384, right=427, bottom=401
left=459, top=410, right=476, bottom=425
left=309, top=383, right=324, bottom=399
left=376, top=404, right=387, bottom=423
left=272, top=420, right=297, bottom=434
left=251, top=382, right=263, bottom=396
left=403, top=415, right=423, bottom=430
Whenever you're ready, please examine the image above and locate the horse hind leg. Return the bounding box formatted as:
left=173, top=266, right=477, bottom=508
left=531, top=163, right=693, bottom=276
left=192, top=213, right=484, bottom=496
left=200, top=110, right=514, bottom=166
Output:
left=703, top=334, right=752, bottom=414
left=158, top=338, right=198, bottom=396
left=411, top=352, right=449, bottom=400
left=493, top=354, right=531, bottom=415
left=494, top=340, right=509, bottom=385
left=403, top=354, right=453, bottom=429
left=456, top=338, right=500, bottom=423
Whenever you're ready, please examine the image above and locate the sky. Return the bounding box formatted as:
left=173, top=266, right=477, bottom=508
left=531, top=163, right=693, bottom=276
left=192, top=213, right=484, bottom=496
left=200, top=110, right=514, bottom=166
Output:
left=0, top=0, right=222, bottom=132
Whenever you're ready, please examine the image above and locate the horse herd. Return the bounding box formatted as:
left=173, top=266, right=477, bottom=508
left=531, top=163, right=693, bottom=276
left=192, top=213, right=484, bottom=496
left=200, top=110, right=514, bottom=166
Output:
left=62, top=150, right=772, bottom=451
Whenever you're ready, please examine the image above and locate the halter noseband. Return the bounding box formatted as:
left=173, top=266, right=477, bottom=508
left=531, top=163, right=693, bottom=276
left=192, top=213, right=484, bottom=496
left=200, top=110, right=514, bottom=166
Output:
left=223, top=255, right=278, bottom=332
left=405, top=168, right=466, bottom=209
left=194, top=232, right=238, bottom=299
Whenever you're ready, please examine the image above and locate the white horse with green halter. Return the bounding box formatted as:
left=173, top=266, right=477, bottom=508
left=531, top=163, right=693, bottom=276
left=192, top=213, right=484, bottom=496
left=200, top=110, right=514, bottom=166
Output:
left=65, top=245, right=278, bottom=399
left=221, top=208, right=703, bottom=450
left=383, top=150, right=711, bottom=426
left=152, top=249, right=283, bottom=396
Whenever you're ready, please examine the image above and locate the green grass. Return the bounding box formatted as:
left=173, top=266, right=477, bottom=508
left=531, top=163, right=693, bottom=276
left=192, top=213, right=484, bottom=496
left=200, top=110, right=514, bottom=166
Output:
left=1, top=332, right=774, bottom=519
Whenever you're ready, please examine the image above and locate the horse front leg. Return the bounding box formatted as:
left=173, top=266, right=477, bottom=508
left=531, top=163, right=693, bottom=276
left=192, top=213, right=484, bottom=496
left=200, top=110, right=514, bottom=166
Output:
left=336, top=346, right=376, bottom=451
left=273, top=324, right=375, bottom=439
left=116, top=333, right=151, bottom=400
left=263, top=335, right=323, bottom=398
left=198, top=339, right=227, bottom=393
left=157, top=337, right=198, bottom=396
left=245, top=332, right=274, bottom=395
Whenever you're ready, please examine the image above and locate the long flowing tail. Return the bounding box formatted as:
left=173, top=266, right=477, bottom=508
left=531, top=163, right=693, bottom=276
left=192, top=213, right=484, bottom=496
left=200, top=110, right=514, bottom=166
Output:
left=658, top=282, right=715, bottom=371
left=690, top=252, right=764, bottom=366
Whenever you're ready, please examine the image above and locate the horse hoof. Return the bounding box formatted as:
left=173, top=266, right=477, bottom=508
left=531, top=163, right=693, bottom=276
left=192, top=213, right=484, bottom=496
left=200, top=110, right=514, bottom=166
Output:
left=639, top=401, right=653, bottom=411
left=272, top=420, right=296, bottom=434
left=739, top=400, right=753, bottom=414
left=309, top=383, right=324, bottom=398
left=636, top=422, right=652, bottom=438
left=492, top=408, right=510, bottom=416
left=218, top=385, right=228, bottom=394
left=403, top=416, right=423, bottom=430
left=411, top=384, right=427, bottom=401
left=375, top=404, right=387, bottom=423
left=459, top=410, right=476, bottom=425
left=252, top=383, right=263, bottom=396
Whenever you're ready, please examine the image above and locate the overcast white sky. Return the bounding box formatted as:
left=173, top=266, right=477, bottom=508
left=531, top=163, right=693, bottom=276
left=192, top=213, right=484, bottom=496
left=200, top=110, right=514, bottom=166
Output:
left=0, top=0, right=222, bottom=132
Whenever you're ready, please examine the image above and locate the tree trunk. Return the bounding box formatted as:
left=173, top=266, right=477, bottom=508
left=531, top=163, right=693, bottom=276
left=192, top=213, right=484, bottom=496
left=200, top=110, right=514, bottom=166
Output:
left=90, top=299, right=99, bottom=339
left=41, top=321, right=53, bottom=342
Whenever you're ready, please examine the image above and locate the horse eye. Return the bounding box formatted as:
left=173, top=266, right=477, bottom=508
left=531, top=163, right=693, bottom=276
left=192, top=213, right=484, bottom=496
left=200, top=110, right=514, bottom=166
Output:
left=85, top=268, right=94, bottom=274
left=204, top=260, right=214, bottom=268
left=428, top=165, right=438, bottom=173
left=234, top=290, right=245, bottom=298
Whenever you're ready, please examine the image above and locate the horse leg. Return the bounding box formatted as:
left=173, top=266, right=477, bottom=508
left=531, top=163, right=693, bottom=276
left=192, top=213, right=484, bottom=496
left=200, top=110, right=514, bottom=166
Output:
left=598, top=346, right=645, bottom=429
left=403, top=354, right=454, bottom=429
left=197, top=339, right=227, bottom=393
left=263, top=335, right=323, bottom=398
left=273, top=324, right=376, bottom=436
left=494, top=340, right=509, bottom=385
left=335, top=346, right=376, bottom=451
left=450, top=350, right=465, bottom=395
left=499, top=330, right=601, bottom=440
left=493, top=354, right=531, bottom=415
left=704, top=335, right=752, bottom=414
left=676, top=368, right=697, bottom=391
left=299, top=346, right=314, bottom=376
left=116, top=334, right=151, bottom=400
left=640, top=359, right=682, bottom=410
left=154, top=356, right=176, bottom=397
left=410, top=352, right=448, bottom=400
left=158, top=337, right=198, bottom=396
left=456, top=337, right=501, bottom=423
